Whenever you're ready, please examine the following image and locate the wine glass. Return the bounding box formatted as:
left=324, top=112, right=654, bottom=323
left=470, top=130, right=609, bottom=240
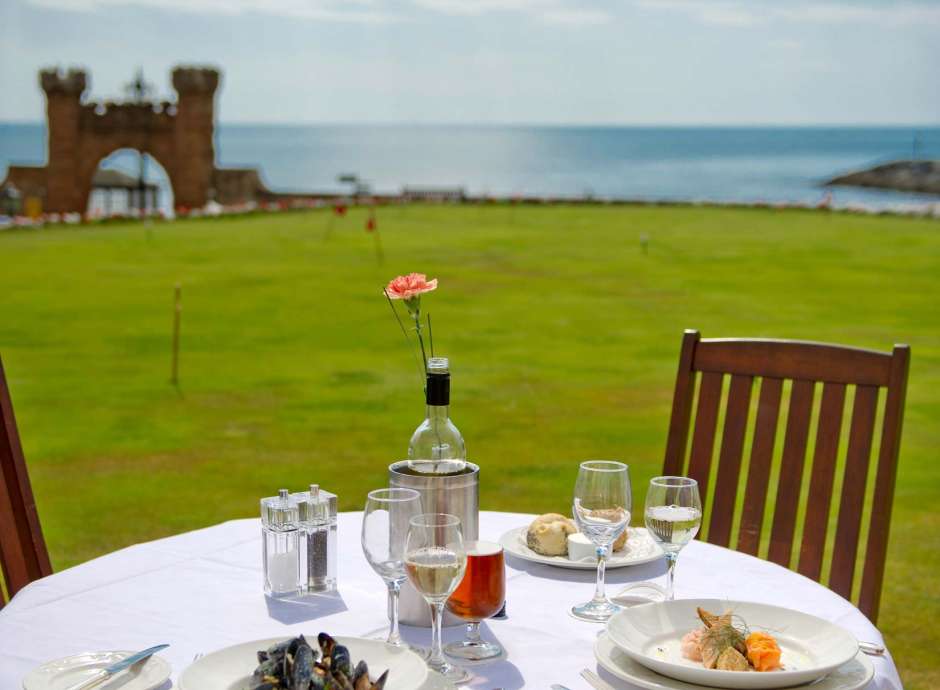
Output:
left=645, top=476, right=702, bottom=600
left=405, top=513, right=469, bottom=683
left=571, top=460, right=631, bottom=622
left=361, top=488, right=423, bottom=646
left=445, top=540, right=505, bottom=660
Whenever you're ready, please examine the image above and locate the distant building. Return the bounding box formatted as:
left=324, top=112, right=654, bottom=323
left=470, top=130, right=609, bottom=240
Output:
left=1, top=67, right=270, bottom=215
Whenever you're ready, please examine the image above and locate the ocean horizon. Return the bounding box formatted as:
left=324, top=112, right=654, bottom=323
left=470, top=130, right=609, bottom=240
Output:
left=2, top=123, right=939, bottom=212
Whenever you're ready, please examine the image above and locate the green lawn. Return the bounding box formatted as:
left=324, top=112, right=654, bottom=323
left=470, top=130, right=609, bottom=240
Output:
left=1, top=204, right=938, bottom=687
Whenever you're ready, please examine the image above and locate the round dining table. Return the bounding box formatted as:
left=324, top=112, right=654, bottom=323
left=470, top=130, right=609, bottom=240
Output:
left=0, top=511, right=901, bottom=690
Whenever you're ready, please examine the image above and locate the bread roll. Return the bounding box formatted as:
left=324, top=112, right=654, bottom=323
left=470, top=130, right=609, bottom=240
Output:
left=526, top=513, right=577, bottom=556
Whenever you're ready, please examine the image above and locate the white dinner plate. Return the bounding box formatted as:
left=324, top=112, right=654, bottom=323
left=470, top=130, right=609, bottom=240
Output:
left=178, top=636, right=434, bottom=690
left=23, top=651, right=171, bottom=690
left=498, top=526, right=663, bottom=570
left=595, top=633, right=874, bottom=690
left=605, top=599, right=859, bottom=689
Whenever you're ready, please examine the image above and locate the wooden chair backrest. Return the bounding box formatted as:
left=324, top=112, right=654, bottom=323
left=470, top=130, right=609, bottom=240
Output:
left=0, top=354, right=51, bottom=607
left=663, top=330, right=909, bottom=623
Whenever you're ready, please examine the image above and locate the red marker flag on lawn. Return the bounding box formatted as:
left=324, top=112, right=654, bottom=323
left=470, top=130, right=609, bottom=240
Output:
left=366, top=210, right=377, bottom=232
left=334, top=203, right=347, bottom=216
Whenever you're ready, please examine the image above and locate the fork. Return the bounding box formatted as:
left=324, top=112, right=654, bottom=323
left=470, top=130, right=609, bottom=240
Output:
left=581, top=668, right=618, bottom=690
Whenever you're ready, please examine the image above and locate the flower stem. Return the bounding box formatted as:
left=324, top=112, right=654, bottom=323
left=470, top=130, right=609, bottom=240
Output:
left=384, top=289, right=425, bottom=383
left=413, top=311, right=428, bottom=372
left=427, top=313, right=434, bottom=358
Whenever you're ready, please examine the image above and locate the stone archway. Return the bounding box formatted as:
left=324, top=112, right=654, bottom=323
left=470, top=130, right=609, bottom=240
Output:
left=2, top=67, right=220, bottom=214
left=88, top=149, right=175, bottom=217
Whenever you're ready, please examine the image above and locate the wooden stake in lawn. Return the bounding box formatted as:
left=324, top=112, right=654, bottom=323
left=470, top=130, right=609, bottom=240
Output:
left=325, top=201, right=347, bottom=240
left=171, top=283, right=181, bottom=388
left=366, top=208, right=384, bottom=265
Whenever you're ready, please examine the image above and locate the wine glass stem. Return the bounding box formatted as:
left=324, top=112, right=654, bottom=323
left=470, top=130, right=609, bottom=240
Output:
left=386, top=580, right=402, bottom=646
left=465, top=621, right=482, bottom=644
left=664, top=552, right=678, bottom=601
left=429, top=601, right=446, bottom=669
left=592, top=545, right=610, bottom=604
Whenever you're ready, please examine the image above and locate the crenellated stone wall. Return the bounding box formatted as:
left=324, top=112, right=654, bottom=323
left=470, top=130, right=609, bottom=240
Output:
left=0, top=66, right=263, bottom=214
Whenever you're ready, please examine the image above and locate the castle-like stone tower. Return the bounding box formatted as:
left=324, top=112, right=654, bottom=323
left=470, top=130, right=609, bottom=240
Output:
left=2, top=66, right=234, bottom=214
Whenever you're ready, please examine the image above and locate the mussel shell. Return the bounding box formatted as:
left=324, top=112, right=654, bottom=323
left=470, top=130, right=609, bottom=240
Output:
left=289, top=642, right=316, bottom=688
left=317, top=632, right=337, bottom=658
left=351, top=660, right=369, bottom=690
left=330, top=670, right=356, bottom=690
left=266, top=638, right=293, bottom=657
left=251, top=658, right=280, bottom=680
left=286, top=635, right=309, bottom=658
left=332, top=644, right=352, bottom=675
left=372, top=669, right=389, bottom=690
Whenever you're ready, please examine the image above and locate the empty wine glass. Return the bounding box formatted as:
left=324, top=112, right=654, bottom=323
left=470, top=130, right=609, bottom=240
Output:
left=645, top=476, right=702, bottom=600
left=405, top=513, right=469, bottom=683
left=571, top=460, right=631, bottom=622
left=361, top=488, right=422, bottom=646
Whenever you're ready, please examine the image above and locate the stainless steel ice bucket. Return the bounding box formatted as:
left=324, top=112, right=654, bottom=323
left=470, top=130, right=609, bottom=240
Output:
left=389, top=461, right=479, bottom=627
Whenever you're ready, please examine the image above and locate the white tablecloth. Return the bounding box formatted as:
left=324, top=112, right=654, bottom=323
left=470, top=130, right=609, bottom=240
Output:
left=0, top=511, right=901, bottom=690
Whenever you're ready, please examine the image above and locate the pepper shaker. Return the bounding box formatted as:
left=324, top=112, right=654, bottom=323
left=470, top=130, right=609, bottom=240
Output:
left=295, top=484, right=338, bottom=593
left=261, top=489, right=301, bottom=598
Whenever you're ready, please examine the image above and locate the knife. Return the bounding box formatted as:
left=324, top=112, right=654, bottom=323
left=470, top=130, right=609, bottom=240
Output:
left=64, top=644, right=169, bottom=690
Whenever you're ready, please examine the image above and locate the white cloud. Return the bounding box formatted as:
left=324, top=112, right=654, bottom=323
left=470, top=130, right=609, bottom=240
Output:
left=634, top=0, right=759, bottom=27
left=30, top=0, right=610, bottom=25
left=633, top=0, right=940, bottom=28
left=29, top=0, right=398, bottom=22
left=541, top=8, right=609, bottom=25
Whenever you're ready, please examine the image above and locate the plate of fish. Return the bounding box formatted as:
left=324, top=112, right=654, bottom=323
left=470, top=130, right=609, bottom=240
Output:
left=498, top=513, right=662, bottom=569
left=605, top=599, right=859, bottom=689
left=594, top=633, right=875, bottom=690
left=178, top=632, right=431, bottom=690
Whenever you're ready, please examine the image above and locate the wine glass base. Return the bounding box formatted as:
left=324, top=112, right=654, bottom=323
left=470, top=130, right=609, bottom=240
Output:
left=428, top=660, right=472, bottom=684
left=570, top=599, right=623, bottom=622
left=444, top=639, right=504, bottom=661
left=611, top=581, right=668, bottom=606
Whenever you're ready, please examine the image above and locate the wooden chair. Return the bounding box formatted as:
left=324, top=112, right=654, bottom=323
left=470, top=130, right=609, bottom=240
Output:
left=663, top=330, right=909, bottom=623
left=0, top=354, right=51, bottom=607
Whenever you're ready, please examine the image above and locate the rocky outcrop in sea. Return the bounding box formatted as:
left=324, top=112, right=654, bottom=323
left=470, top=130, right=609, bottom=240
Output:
left=827, top=160, right=940, bottom=195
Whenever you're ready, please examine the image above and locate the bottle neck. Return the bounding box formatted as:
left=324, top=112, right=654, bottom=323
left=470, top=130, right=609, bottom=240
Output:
left=425, top=372, right=450, bottom=407
left=426, top=404, right=450, bottom=422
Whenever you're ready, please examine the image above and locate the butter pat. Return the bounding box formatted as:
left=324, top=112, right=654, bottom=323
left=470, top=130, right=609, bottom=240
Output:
left=567, top=532, right=597, bottom=562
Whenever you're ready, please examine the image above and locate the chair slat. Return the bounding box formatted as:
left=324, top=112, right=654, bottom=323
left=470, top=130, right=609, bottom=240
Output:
left=663, top=330, right=701, bottom=476
left=0, top=467, right=31, bottom=604
left=767, top=379, right=815, bottom=567
left=859, top=346, right=910, bottom=622
left=708, top=374, right=753, bottom=547
left=0, top=355, right=52, bottom=601
left=694, top=340, right=892, bottom=386
left=797, top=382, right=847, bottom=581
left=829, top=385, right=879, bottom=600
left=686, top=371, right=723, bottom=501
left=737, top=377, right=783, bottom=555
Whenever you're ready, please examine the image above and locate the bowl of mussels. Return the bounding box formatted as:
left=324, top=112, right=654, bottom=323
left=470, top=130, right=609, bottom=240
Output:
left=178, top=631, right=429, bottom=690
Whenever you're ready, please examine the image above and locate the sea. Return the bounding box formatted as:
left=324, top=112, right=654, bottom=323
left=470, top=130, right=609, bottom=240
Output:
left=2, top=123, right=939, bottom=213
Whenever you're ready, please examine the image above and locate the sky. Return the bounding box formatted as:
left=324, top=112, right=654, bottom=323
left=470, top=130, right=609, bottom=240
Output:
left=1, top=0, right=939, bottom=125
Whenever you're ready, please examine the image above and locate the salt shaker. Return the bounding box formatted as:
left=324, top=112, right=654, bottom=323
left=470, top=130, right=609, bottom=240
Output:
left=260, top=489, right=301, bottom=597
left=294, top=484, right=338, bottom=593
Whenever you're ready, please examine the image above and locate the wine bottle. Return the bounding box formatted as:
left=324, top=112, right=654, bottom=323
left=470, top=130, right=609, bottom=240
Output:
left=407, top=357, right=467, bottom=474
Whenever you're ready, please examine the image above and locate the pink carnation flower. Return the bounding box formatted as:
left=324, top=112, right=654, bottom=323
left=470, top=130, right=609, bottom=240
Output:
left=385, top=273, right=438, bottom=301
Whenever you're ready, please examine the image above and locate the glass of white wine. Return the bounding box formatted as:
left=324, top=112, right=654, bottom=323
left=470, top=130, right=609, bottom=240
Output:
left=405, top=513, right=469, bottom=683
left=571, top=460, right=631, bottom=622
left=644, top=476, right=702, bottom=600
